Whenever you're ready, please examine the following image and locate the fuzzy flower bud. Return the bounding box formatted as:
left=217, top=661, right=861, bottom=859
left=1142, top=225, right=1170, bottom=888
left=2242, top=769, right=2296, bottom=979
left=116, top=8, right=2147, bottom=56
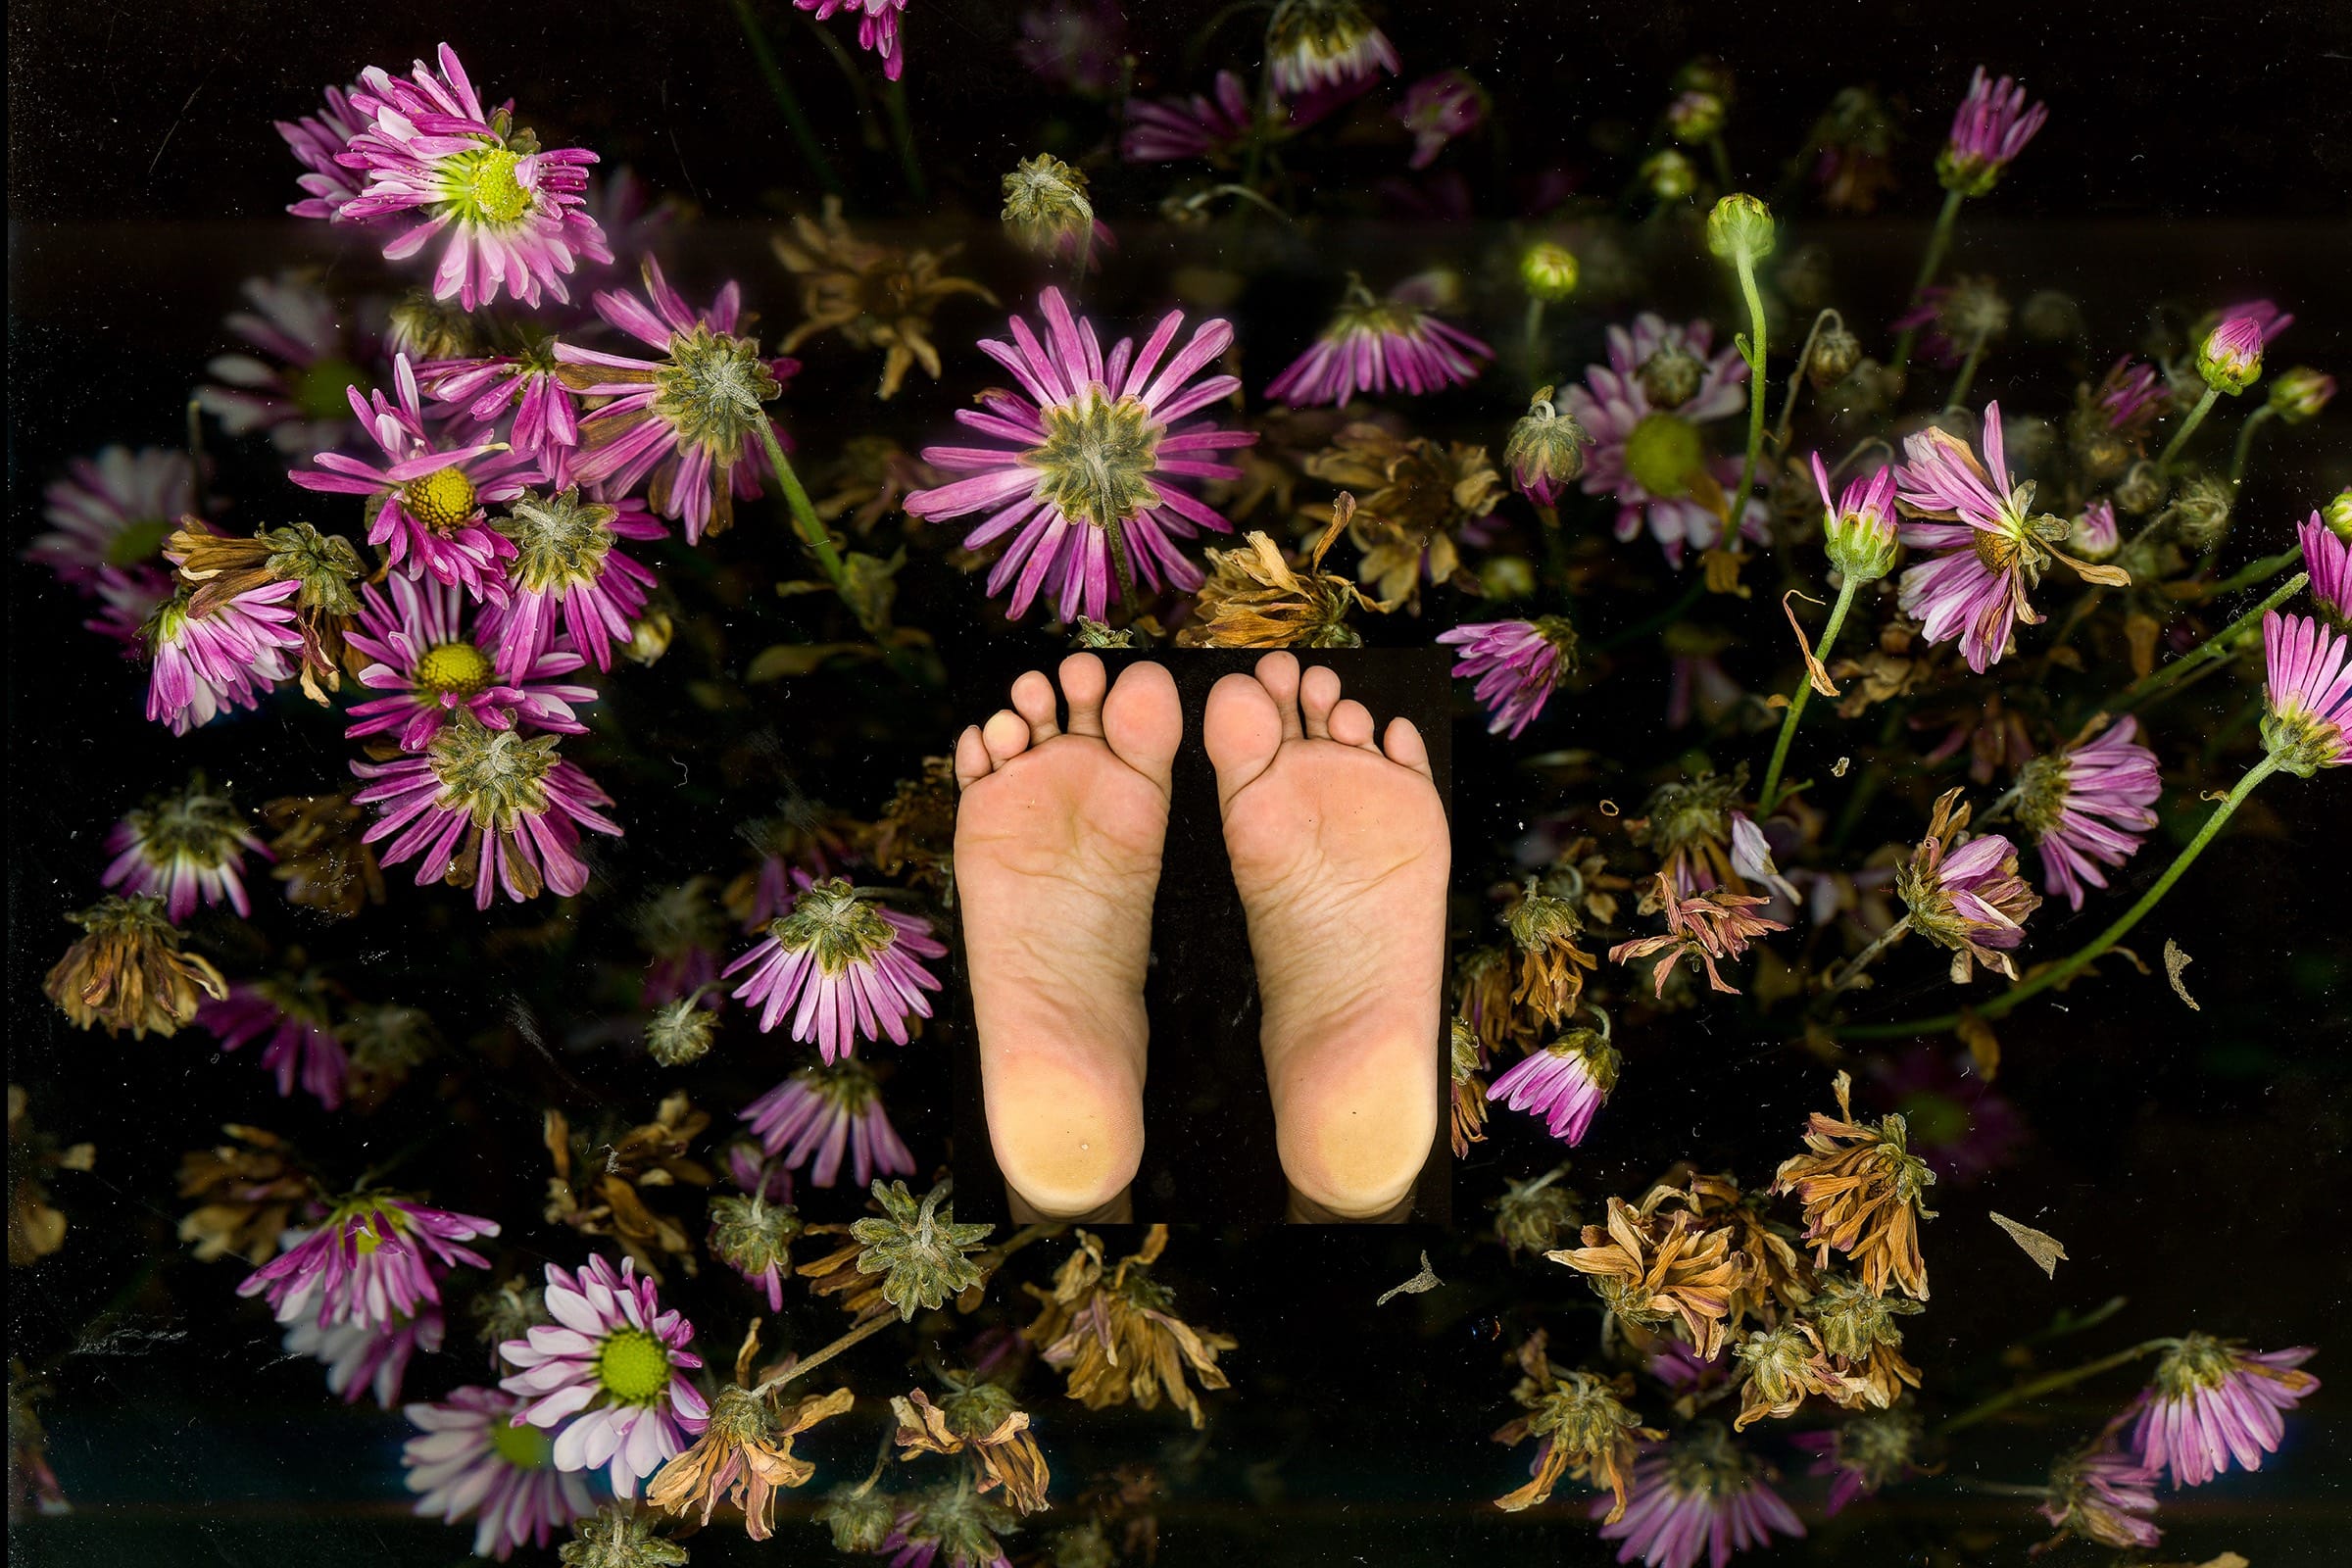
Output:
left=1806, top=322, right=1862, bottom=389
left=1520, top=242, right=1580, bottom=303
left=2196, top=315, right=2268, bottom=396
left=2114, top=461, right=2167, bottom=516
left=2268, top=367, right=2336, bottom=424
left=1641, top=148, right=1697, bottom=201
left=1639, top=345, right=1704, bottom=411
left=1504, top=388, right=1592, bottom=504
left=1705, top=193, right=1775, bottom=265
left=1812, top=454, right=1899, bottom=583
left=1001, top=154, right=1100, bottom=264
left=645, top=999, right=718, bottom=1066
left=2160, top=473, right=2233, bottom=552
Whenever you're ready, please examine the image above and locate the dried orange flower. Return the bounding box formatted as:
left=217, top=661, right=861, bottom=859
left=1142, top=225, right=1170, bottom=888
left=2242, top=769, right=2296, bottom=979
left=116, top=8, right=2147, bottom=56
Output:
left=176, top=1124, right=318, bottom=1265
left=1644, top=1172, right=1814, bottom=1325
left=1177, top=495, right=1390, bottom=648
left=544, top=1093, right=716, bottom=1279
left=1730, top=1320, right=1869, bottom=1429
left=1804, top=1272, right=1924, bottom=1407
left=1609, top=873, right=1788, bottom=998
left=772, top=198, right=997, bottom=399
left=1448, top=1018, right=1491, bottom=1158
left=43, top=895, right=226, bottom=1039
left=1493, top=1330, right=1660, bottom=1521
left=893, top=1377, right=1052, bottom=1514
left=1549, top=1196, right=1741, bottom=1358
left=1773, top=1072, right=1936, bottom=1300
left=1022, top=1225, right=1236, bottom=1428
left=1455, top=944, right=1528, bottom=1056
left=1503, top=882, right=1598, bottom=1027
left=649, top=1342, right=854, bottom=1541
left=866, top=758, right=957, bottom=895
left=1303, top=422, right=1502, bottom=608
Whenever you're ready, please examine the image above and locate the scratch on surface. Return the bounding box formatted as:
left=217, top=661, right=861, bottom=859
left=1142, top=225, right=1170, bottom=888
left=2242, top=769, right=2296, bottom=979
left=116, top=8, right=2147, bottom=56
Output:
left=148, top=65, right=221, bottom=179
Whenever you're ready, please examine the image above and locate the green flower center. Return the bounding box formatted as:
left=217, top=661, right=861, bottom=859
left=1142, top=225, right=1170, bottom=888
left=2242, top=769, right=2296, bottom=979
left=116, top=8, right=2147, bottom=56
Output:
left=292, top=357, right=368, bottom=421
left=768, top=878, right=897, bottom=975
left=489, top=1419, right=553, bottom=1470
left=415, top=639, right=494, bottom=697
left=1027, top=388, right=1164, bottom=531
left=427, top=717, right=560, bottom=830
left=1624, top=413, right=1704, bottom=498
left=2153, top=1333, right=2235, bottom=1398
left=653, top=326, right=781, bottom=461
left=501, top=489, right=618, bottom=594
left=448, top=146, right=535, bottom=226
left=595, top=1329, right=673, bottom=1404
left=402, top=466, right=479, bottom=533
left=106, top=516, right=172, bottom=568
left=2261, top=707, right=2344, bottom=777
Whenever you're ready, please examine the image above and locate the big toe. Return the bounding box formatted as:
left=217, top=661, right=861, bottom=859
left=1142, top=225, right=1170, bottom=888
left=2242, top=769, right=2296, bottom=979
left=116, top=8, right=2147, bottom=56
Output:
left=1204, top=669, right=1285, bottom=805
left=1102, top=661, right=1181, bottom=786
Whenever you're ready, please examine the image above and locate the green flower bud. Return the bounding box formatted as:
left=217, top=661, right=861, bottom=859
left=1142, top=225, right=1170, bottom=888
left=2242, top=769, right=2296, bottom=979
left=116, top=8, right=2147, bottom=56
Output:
left=1641, top=148, right=1697, bottom=202
left=2268, top=367, right=2336, bottom=424
left=1705, top=193, right=1775, bottom=264
left=2324, top=488, right=2352, bottom=543
left=1520, top=241, right=1580, bottom=303
left=1806, top=323, right=1862, bottom=389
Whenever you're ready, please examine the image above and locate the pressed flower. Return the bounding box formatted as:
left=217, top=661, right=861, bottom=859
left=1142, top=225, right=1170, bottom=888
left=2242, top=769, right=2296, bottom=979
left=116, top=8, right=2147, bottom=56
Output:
left=2299, top=511, right=2352, bottom=631
left=501, top=1254, right=710, bottom=1499
left=797, top=0, right=909, bottom=79
left=1304, top=421, right=1502, bottom=607
left=1896, top=787, right=2041, bottom=982
left=31, top=446, right=196, bottom=590
left=724, top=879, right=944, bottom=1060
left=560, top=1502, right=690, bottom=1568
left=648, top=1380, right=854, bottom=1540
left=555, top=258, right=795, bottom=544
left=1022, top=1225, right=1235, bottom=1427
left=1790, top=1407, right=1926, bottom=1516
left=199, top=271, right=372, bottom=456
left=1396, top=71, right=1485, bottom=170
left=337, top=43, right=610, bottom=310
left=2038, top=1439, right=2160, bottom=1551
left=1936, top=68, right=2048, bottom=196
left=1265, top=275, right=1493, bottom=407
left=894, top=1377, right=1052, bottom=1514
left=1549, top=1197, right=1741, bottom=1359
left=284, top=1305, right=443, bottom=1410
left=1493, top=1333, right=1658, bottom=1520
left=405, top=1385, right=597, bottom=1560
left=852, top=1178, right=994, bottom=1323
left=353, top=710, right=620, bottom=907
left=543, top=1096, right=716, bottom=1280
left=1773, top=1072, right=1936, bottom=1301
left=1000, top=154, right=1114, bottom=270
left=418, top=345, right=582, bottom=470
left=772, top=198, right=997, bottom=400
left=2014, top=714, right=2161, bottom=909
left=1595, top=1425, right=1804, bottom=1568
left=101, top=774, right=269, bottom=922
left=1121, top=72, right=1254, bottom=165
left=176, top=1124, right=319, bottom=1265
left=263, top=793, right=388, bottom=916
left=2261, top=611, right=2352, bottom=774
left=1563, top=315, right=1763, bottom=565
left=2127, top=1334, right=2320, bottom=1488
left=1264, top=0, right=1398, bottom=97
left=164, top=525, right=359, bottom=707
left=707, top=1194, right=803, bottom=1310
left=1439, top=618, right=1577, bottom=738
left=1609, top=874, right=1788, bottom=999
left=742, top=1060, right=916, bottom=1190
left=1504, top=387, right=1592, bottom=504
left=1490, top=1164, right=1581, bottom=1257
left=277, top=81, right=368, bottom=220
left=44, top=895, right=227, bottom=1039
left=1502, top=882, right=1599, bottom=1026
left=1644, top=1173, right=1815, bottom=1328
left=1178, top=497, right=1386, bottom=649
left=197, top=974, right=352, bottom=1108
left=1488, top=1022, right=1619, bottom=1147
left=293, top=355, right=533, bottom=600
left=239, top=1191, right=498, bottom=1329
left=905, top=286, right=1251, bottom=622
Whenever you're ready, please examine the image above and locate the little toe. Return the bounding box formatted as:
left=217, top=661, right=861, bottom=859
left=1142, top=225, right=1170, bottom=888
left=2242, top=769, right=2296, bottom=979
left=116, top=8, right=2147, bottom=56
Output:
left=1253, top=651, right=1305, bottom=740
left=1382, top=715, right=1435, bottom=779
left=1011, top=670, right=1061, bottom=744
left=954, top=724, right=993, bottom=788
left=1058, top=652, right=1108, bottom=737
left=1329, top=698, right=1377, bottom=749
left=981, top=709, right=1031, bottom=768
left=1204, top=669, right=1285, bottom=806
left=1299, top=663, right=1343, bottom=739
left=1102, top=661, right=1182, bottom=787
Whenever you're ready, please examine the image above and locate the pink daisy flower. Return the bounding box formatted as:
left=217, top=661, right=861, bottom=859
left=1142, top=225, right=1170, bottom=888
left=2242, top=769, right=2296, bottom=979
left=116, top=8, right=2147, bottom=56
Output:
left=2095, top=357, right=2167, bottom=434
left=1563, top=315, right=1764, bottom=566
left=1265, top=0, right=1398, bottom=98
left=31, top=446, right=195, bottom=590
left=1121, top=71, right=1254, bottom=165
left=293, top=355, right=534, bottom=600
left=1396, top=71, right=1485, bottom=170
left=499, top=1254, right=710, bottom=1499
left=493, top=489, right=664, bottom=674
left=1936, top=68, right=2048, bottom=196
left=344, top=574, right=595, bottom=752
left=238, top=1192, right=499, bottom=1329
left=1595, top=1427, right=1804, bottom=1568
left=285, top=1306, right=444, bottom=1411
left=198, top=271, right=373, bottom=457
left=2297, top=509, right=2352, bottom=629
left=143, top=578, right=304, bottom=735
left=2260, top=611, right=2352, bottom=774
left=2127, top=1335, right=2320, bottom=1488
left=1486, top=1029, right=1619, bottom=1146
left=724, top=878, right=946, bottom=1062
left=1438, top=618, right=1577, bottom=738
left=335, top=44, right=610, bottom=310
left=101, top=775, right=269, bottom=922
left=404, top=1385, right=596, bottom=1560
left=276, top=81, right=369, bottom=220
left=2014, top=715, right=2161, bottom=909
left=797, top=0, right=909, bottom=80
left=1265, top=276, right=1493, bottom=408
left=742, top=1060, right=917, bottom=1189
left=905, top=287, right=1254, bottom=623
left=417, top=349, right=582, bottom=471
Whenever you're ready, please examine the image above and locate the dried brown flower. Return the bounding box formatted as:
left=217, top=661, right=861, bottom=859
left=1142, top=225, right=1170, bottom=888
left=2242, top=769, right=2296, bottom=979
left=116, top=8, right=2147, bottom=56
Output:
left=1023, top=1225, right=1236, bottom=1428
left=176, top=1124, right=318, bottom=1265
left=1830, top=621, right=1936, bottom=717
left=1492, top=1331, right=1660, bottom=1521
left=893, top=1378, right=1052, bottom=1514
left=1644, top=1172, right=1813, bottom=1326
left=544, top=1093, right=716, bottom=1279
left=1454, top=945, right=1528, bottom=1056
left=1624, top=769, right=1747, bottom=896
left=1176, top=495, right=1389, bottom=648
left=1773, top=1072, right=1936, bottom=1300
left=9, top=1087, right=94, bottom=1267
left=1550, top=1197, right=1742, bottom=1358
left=261, top=794, right=385, bottom=916
left=1895, top=787, right=2042, bottom=983
left=1609, top=874, right=1788, bottom=998
left=1447, top=1018, right=1490, bottom=1158
left=865, top=757, right=957, bottom=896
left=43, top=895, right=226, bottom=1039
left=1502, top=883, right=1598, bottom=1027
left=647, top=1372, right=854, bottom=1540
left=773, top=198, right=997, bottom=399
left=1730, top=1320, right=1869, bottom=1429
left=1303, top=422, right=1501, bottom=608
left=1490, top=1165, right=1582, bottom=1257
left=1804, top=1272, right=1924, bottom=1407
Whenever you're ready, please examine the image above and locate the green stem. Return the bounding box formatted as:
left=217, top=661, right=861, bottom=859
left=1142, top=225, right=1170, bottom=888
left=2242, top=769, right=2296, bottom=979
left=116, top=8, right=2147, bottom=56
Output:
left=755, top=417, right=849, bottom=592
left=2228, top=404, right=2277, bottom=488
left=751, top=1310, right=895, bottom=1396
left=881, top=80, right=927, bottom=203
left=2155, top=385, right=2222, bottom=473
left=1943, top=329, right=1989, bottom=415
left=729, top=0, right=844, bottom=199
left=2106, top=570, right=2307, bottom=712
left=1889, top=187, right=1966, bottom=377
left=1731, top=249, right=1769, bottom=522
left=2201, top=540, right=2307, bottom=600
left=1941, top=1340, right=2175, bottom=1435
left=1758, top=574, right=1860, bottom=811
left=1772, top=310, right=1838, bottom=453
left=1840, top=757, right=2281, bottom=1040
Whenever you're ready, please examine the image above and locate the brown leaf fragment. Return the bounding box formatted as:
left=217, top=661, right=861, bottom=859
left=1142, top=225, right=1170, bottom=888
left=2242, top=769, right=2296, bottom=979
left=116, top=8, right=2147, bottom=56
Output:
left=1987, top=1212, right=2067, bottom=1278
left=1780, top=590, right=1841, bottom=698
left=1376, top=1250, right=1442, bottom=1306
left=2163, top=938, right=2200, bottom=1011
left=1955, top=1010, right=2000, bottom=1082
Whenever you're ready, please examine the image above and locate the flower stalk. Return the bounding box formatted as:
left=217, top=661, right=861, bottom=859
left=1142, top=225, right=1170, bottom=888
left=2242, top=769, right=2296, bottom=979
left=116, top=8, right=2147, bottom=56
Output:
left=1940, top=1340, right=2175, bottom=1435
left=2155, top=385, right=2221, bottom=473
left=1759, top=573, right=1860, bottom=811
left=754, top=416, right=851, bottom=595
left=1889, top=186, right=1966, bottom=376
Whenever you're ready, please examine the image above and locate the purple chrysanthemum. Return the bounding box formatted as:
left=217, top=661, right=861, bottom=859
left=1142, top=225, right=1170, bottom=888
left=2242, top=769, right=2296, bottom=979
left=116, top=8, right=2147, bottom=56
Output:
left=2015, top=715, right=2162, bottom=909
left=276, top=81, right=369, bottom=220
left=2096, top=357, right=2166, bottom=433
left=905, top=287, right=1253, bottom=623
left=143, top=578, right=305, bottom=735
left=285, top=1306, right=444, bottom=1410
left=417, top=350, right=582, bottom=472
left=2297, top=510, right=2352, bottom=630
left=1396, top=71, right=1484, bottom=170
left=101, top=777, right=270, bottom=922
left=199, top=271, right=373, bottom=457
left=1265, top=0, right=1398, bottom=98
left=335, top=44, right=610, bottom=310
left=1438, top=618, right=1577, bottom=738
left=238, top=1192, right=499, bottom=1329
left=742, top=1059, right=916, bottom=1189
left=1563, top=315, right=1764, bottom=566
left=344, top=574, right=595, bottom=752
left=499, top=1254, right=710, bottom=1499
left=1595, top=1428, right=1804, bottom=1568
left=352, top=713, right=623, bottom=909
left=1486, top=1030, right=1619, bottom=1146
left=1121, top=71, right=1254, bottom=164
left=2127, top=1335, right=2320, bottom=1489
left=724, top=878, right=946, bottom=1061
left=1265, top=276, right=1493, bottom=408
left=293, top=355, right=534, bottom=600
left=1813, top=454, right=1901, bottom=582
left=492, top=489, right=664, bottom=674
left=1936, top=67, right=2048, bottom=196
left=555, top=259, right=795, bottom=545
left=797, top=0, right=909, bottom=80
left=2260, top=611, right=2352, bottom=773
left=404, top=1385, right=596, bottom=1561
left=31, top=446, right=195, bottom=590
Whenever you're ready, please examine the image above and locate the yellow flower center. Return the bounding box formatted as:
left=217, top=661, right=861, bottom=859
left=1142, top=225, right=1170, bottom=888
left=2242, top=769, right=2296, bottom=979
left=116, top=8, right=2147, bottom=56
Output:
left=1624, top=413, right=1704, bottom=498
left=451, top=147, right=534, bottom=226
left=596, top=1328, right=672, bottom=1404
left=489, top=1419, right=554, bottom=1470
left=402, top=466, right=479, bottom=533
left=1027, top=388, right=1164, bottom=530
left=415, top=639, right=494, bottom=697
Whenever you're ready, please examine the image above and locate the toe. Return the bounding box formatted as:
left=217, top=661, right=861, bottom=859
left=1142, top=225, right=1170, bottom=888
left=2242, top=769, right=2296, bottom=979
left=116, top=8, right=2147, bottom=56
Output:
left=1330, top=698, right=1377, bottom=749
left=954, top=723, right=993, bottom=788
left=981, top=709, right=1030, bottom=768
left=1011, top=669, right=1061, bottom=744
left=1253, top=651, right=1305, bottom=740
left=1204, top=670, right=1285, bottom=807
left=1058, top=653, right=1107, bottom=737
left=1102, top=661, right=1181, bottom=789
left=1382, top=716, right=1435, bottom=780
left=1299, top=663, right=1342, bottom=739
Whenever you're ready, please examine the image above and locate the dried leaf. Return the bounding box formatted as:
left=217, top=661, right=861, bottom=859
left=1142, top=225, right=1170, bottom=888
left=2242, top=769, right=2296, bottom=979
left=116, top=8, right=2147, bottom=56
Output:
left=2163, top=938, right=2200, bottom=1011
left=1830, top=757, right=1851, bottom=777
left=1375, top=1250, right=1442, bottom=1306
left=2124, top=612, right=2161, bottom=679
left=1955, top=1009, right=2001, bottom=1082
left=1780, top=590, right=1841, bottom=698
left=1987, top=1212, right=2068, bottom=1278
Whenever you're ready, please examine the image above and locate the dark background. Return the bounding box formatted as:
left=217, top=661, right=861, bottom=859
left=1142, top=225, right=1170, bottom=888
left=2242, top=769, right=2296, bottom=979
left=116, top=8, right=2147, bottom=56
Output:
left=11, top=1, right=2352, bottom=1565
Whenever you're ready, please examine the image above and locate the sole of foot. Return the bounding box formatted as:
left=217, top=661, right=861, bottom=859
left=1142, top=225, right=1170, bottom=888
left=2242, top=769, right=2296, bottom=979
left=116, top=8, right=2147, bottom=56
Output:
left=1202, top=652, right=1448, bottom=1221
left=954, top=654, right=1179, bottom=1221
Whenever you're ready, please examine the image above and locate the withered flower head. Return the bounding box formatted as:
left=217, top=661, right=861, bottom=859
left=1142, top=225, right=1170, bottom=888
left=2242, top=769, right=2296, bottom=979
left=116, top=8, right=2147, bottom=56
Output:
left=1455, top=944, right=1527, bottom=1055
left=893, top=1375, right=1052, bottom=1514
left=647, top=1378, right=854, bottom=1540
left=2037, top=1439, right=2161, bottom=1551
left=895, top=1475, right=1022, bottom=1568
left=1895, top=788, right=2041, bottom=982
left=819, top=1484, right=902, bottom=1554
left=1608, top=874, right=1788, bottom=998
left=1503, top=387, right=1592, bottom=504
left=341, top=1002, right=439, bottom=1103
left=544, top=1093, right=716, bottom=1278
left=1002, top=153, right=1099, bottom=264
left=708, top=1192, right=803, bottom=1302
left=10, top=1087, right=96, bottom=1267
left=176, top=1123, right=318, bottom=1265
left=559, top=1501, right=689, bottom=1568
left=472, top=1276, right=549, bottom=1370
left=1731, top=1320, right=1867, bottom=1429
left=1539, top=834, right=1630, bottom=925
left=852, top=1179, right=994, bottom=1322
left=1804, top=1272, right=1924, bottom=1407
left=1493, top=1331, right=1660, bottom=1521
left=1626, top=768, right=1747, bottom=893
left=387, top=288, right=479, bottom=363
left=1448, top=1018, right=1490, bottom=1158
left=773, top=197, right=997, bottom=400
left=646, top=998, right=719, bottom=1068
left=1773, top=1072, right=1936, bottom=1300
left=1176, top=495, right=1389, bottom=649
left=1023, top=1225, right=1236, bottom=1428
left=1303, top=422, right=1502, bottom=609
left=1490, top=1164, right=1582, bottom=1257
left=1070, top=618, right=1138, bottom=649
left=1502, top=881, right=1599, bottom=1027
left=169, top=520, right=364, bottom=701
left=262, top=794, right=386, bottom=917
left=866, top=757, right=957, bottom=897
left=1643, top=1171, right=1813, bottom=1325
left=1806, top=1405, right=1930, bottom=1510
left=1549, top=1196, right=1741, bottom=1358
left=44, top=895, right=227, bottom=1039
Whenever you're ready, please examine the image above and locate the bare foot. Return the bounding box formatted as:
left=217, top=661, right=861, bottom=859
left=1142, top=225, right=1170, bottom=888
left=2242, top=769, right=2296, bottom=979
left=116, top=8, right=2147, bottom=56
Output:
left=954, top=654, right=1179, bottom=1220
left=1202, top=653, right=1448, bottom=1220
